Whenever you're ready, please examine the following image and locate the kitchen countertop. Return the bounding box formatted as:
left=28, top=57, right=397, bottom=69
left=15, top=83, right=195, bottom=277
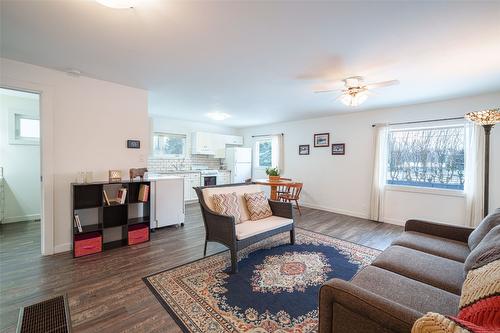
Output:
left=145, top=174, right=184, bottom=180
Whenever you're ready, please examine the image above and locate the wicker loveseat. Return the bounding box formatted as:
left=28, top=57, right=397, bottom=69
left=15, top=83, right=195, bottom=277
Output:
left=194, top=183, right=295, bottom=273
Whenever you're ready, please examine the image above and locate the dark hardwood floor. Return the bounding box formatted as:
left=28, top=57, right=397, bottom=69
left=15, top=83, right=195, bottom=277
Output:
left=0, top=204, right=403, bottom=333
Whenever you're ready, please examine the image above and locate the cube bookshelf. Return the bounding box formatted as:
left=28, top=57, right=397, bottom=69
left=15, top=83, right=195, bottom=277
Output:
left=71, top=180, right=151, bottom=257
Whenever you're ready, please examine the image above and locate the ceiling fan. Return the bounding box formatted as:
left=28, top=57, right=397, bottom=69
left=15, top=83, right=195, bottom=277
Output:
left=315, top=76, right=399, bottom=107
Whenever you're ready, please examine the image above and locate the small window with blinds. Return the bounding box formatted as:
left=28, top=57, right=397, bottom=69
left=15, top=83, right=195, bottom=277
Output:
left=386, top=125, right=465, bottom=190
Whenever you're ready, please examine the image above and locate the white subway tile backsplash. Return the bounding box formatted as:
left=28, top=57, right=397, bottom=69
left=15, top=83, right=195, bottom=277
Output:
left=148, top=155, right=223, bottom=173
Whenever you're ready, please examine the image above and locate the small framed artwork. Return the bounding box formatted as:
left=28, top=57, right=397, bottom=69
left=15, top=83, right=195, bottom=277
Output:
left=314, top=133, right=330, bottom=147
left=332, top=143, right=345, bottom=155
left=299, top=144, right=310, bottom=155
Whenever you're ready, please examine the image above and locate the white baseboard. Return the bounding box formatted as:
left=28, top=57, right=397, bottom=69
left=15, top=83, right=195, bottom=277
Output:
left=299, top=202, right=407, bottom=227
left=299, top=202, right=371, bottom=220
left=54, top=243, right=71, bottom=254
left=380, top=216, right=406, bottom=226
left=2, top=214, right=41, bottom=224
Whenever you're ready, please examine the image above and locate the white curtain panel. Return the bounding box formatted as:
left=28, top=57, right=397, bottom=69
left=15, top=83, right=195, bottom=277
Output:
left=370, top=124, right=389, bottom=221
left=464, top=122, right=485, bottom=227
left=271, top=134, right=284, bottom=174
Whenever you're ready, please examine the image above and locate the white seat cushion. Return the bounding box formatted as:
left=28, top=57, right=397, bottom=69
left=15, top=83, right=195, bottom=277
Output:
left=235, top=215, right=293, bottom=240
left=202, top=185, right=265, bottom=222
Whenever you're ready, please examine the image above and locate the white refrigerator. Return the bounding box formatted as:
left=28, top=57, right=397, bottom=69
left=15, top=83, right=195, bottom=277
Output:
left=225, top=147, right=252, bottom=183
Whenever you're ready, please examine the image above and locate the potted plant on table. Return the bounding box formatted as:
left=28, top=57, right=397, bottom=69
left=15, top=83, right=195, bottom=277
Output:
left=266, top=167, right=280, bottom=182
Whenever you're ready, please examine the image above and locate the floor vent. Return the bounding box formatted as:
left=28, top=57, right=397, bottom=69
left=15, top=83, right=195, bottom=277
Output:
left=17, top=295, right=71, bottom=333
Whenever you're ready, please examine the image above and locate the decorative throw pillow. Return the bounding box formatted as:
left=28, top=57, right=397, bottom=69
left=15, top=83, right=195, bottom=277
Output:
left=468, top=208, right=500, bottom=251
left=464, top=225, right=500, bottom=272
left=212, top=192, right=242, bottom=224
left=244, top=192, right=273, bottom=221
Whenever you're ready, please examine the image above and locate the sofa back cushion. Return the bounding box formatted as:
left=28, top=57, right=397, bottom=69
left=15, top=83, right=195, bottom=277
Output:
left=212, top=192, right=242, bottom=224
left=468, top=208, right=500, bottom=250
left=201, top=185, right=265, bottom=222
left=244, top=191, right=273, bottom=221
left=464, top=225, right=500, bottom=272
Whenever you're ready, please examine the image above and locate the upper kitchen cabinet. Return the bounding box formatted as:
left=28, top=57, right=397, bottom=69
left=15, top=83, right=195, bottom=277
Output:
left=191, top=132, right=243, bottom=157
left=191, top=132, right=216, bottom=155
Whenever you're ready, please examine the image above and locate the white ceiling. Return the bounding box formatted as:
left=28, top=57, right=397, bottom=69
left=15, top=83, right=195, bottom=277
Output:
left=1, top=1, right=500, bottom=128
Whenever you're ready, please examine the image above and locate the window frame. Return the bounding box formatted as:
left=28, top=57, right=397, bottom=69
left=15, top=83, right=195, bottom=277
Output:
left=385, top=123, right=466, bottom=193
left=9, top=111, right=40, bottom=145
left=152, top=132, right=187, bottom=159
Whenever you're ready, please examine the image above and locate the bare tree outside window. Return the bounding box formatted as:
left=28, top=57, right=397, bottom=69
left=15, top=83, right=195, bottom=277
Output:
left=387, top=126, right=465, bottom=190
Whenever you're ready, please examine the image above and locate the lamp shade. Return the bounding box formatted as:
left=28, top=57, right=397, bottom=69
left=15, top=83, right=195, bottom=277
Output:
left=464, top=108, right=500, bottom=126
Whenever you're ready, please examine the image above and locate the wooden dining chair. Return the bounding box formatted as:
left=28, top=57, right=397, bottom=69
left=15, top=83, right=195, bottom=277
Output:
left=276, top=177, right=292, bottom=197
left=278, top=182, right=303, bottom=215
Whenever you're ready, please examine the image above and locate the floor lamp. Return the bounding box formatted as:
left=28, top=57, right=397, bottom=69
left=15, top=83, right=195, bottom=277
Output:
left=465, top=108, right=500, bottom=217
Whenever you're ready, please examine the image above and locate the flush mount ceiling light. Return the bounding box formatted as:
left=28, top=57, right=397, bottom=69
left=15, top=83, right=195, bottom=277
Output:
left=206, top=112, right=231, bottom=121
left=95, top=0, right=135, bottom=9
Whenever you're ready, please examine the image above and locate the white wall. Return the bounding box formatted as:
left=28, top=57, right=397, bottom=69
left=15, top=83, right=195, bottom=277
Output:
left=1, top=58, right=150, bottom=253
left=238, top=92, right=500, bottom=226
left=0, top=91, right=41, bottom=223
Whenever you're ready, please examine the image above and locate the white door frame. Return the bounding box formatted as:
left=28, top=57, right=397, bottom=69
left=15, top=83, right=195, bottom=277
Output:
left=1, top=77, right=55, bottom=255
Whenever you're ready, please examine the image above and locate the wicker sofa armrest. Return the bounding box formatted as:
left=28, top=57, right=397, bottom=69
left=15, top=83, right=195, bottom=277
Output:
left=203, top=209, right=236, bottom=241
left=319, top=278, right=421, bottom=333
left=268, top=200, right=294, bottom=219
left=405, top=219, right=473, bottom=243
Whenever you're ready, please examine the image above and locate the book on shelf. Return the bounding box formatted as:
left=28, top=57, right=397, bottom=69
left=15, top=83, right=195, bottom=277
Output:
left=103, top=190, right=110, bottom=205
left=117, top=188, right=127, bottom=204
left=74, top=214, right=82, bottom=233
left=138, top=184, right=149, bottom=202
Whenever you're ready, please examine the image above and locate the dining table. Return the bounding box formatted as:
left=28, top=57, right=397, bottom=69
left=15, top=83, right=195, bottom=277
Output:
left=253, top=178, right=295, bottom=200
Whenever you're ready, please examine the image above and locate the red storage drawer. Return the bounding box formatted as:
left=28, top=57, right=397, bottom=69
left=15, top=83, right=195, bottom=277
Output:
left=128, top=224, right=149, bottom=245
left=74, top=232, right=102, bottom=257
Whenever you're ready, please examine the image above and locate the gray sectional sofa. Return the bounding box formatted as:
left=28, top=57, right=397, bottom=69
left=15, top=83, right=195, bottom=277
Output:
left=319, top=208, right=500, bottom=333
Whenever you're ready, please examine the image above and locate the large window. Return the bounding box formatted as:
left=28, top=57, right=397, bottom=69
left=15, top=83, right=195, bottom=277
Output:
left=152, top=132, right=186, bottom=158
left=255, top=139, right=272, bottom=168
left=386, top=125, right=465, bottom=190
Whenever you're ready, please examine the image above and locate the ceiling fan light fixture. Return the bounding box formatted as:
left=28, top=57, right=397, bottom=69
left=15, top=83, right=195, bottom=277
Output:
left=95, top=0, right=135, bottom=9
left=340, top=91, right=368, bottom=107
left=207, top=112, right=231, bottom=121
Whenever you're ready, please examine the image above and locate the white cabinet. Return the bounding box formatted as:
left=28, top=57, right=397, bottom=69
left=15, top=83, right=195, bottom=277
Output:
left=150, top=177, right=185, bottom=228
left=191, top=132, right=216, bottom=155
left=225, top=135, right=243, bottom=145
left=192, top=132, right=244, bottom=157
left=218, top=171, right=231, bottom=185
left=169, top=172, right=201, bottom=201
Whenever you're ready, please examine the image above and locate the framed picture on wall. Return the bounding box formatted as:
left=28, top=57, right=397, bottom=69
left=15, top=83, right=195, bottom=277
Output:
left=332, top=143, right=345, bottom=155
left=299, top=144, right=310, bottom=155
left=314, top=133, right=330, bottom=147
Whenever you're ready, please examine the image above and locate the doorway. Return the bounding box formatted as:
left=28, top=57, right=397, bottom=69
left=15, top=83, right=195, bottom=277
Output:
left=0, top=87, right=41, bottom=254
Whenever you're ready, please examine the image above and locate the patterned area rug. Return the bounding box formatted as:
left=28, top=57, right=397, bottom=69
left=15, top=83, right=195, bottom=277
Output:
left=144, top=228, right=380, bottom=333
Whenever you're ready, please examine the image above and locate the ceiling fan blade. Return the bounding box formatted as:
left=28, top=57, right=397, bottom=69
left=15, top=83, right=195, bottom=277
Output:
left=364, top=80, right=400, bottom=89
left=314, top=88, right=343, bottom=93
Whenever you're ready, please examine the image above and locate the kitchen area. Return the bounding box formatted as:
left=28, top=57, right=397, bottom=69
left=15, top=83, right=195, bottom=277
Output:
left=146, top=126, right=252, bottom=229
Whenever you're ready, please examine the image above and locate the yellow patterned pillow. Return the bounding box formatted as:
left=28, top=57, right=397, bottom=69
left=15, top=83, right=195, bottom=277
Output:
left=411, top=313, right=470, bottom=333
left=212, top=192, right=242, bottom=224
left=244, top=192, right=273, bottom=221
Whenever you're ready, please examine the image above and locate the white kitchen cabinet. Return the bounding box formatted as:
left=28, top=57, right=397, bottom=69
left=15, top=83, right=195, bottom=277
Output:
left=192, top=132, right=216, bottom=155
left=170, top=172, right=201, bottom=201
left=218, top=171, right=231, bottom=185
left=225, top=135, right=244, bottom=145
left=187, top=173, right=201, bottom=200
left=192, top=132, right=244, bottom=157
